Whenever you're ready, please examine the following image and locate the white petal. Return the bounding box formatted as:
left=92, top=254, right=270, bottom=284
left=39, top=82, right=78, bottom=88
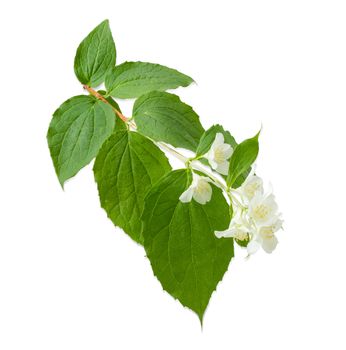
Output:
left=213, top=132, right=225, bottom=147
left=193, top=181, right=212, bottom=205
left=218, top=143, right=230, bottom=152
left=261, top=195, right=278, bottom=218
left=193, top=172, right=213, bottom=183
left=273, top=218, right=284, bottom=232
left=249, top=191, right=262, bottom=206
left=222, top=145, right=233, bottom=159
left=241, top=175, right=264, bottom=201
left=208, top=158, right=218, bottom=170
left=179, top=187, right=194, bottom=203
left=247, top=240, right=261, bottom=255
left=204, top=149, right=212, bottom=161
left=190, top=173, right=201, bottom=186
left=204, top=150, right=217, bottom=170
left=262, top=236, right=278, bottom=253
left=216, top=161, right=230, bottom=175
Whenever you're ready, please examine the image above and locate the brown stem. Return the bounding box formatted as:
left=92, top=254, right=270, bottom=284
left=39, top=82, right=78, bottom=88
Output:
left=83, top=85, right=128, bottom=123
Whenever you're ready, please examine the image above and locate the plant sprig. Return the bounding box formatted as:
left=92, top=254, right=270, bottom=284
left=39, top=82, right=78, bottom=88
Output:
left=47, top=19, right=283, bottom=324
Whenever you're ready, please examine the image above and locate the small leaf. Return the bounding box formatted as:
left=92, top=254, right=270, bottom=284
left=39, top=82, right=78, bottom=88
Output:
left=74, top=20, right=116, bottom=87
left=142, top=169, right=233, bottom=322
left=105, top=61, right=194, bottom=99
left=94, top=130, right=171, bottom=243
left=47, top=95, right=115, bottom=186
left=197, top=125, right=250, bottom=188
left=133, top=91, right=204, bottom=151
left=227, top=132, right=260, bottom=188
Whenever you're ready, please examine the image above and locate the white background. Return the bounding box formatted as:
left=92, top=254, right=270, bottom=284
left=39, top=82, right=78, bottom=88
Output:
left=1, top=0, right=345, bottom=349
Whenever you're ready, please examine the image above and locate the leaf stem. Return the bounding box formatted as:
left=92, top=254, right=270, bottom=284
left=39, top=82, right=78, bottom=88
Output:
left=83, top=85, right=128, bottom=123
left=156, top=142, right=189, bottom=163
left=190, top=161, right=228, bottom=192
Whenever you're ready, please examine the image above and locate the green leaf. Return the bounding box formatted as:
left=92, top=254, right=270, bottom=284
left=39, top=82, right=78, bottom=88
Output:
left=47, top=95, right=115, bottom=186
left=74, top=20, right=116, bottom=87
left=196, top=125, right=250, bottom=188
left=232, top=167, right=251, bottom=189
left=142, top=169, right=233, bottom=322
left=133, top=91, right=204, bottom=151
left=93, top=130, right=171, bottom=243
left=227, top=132, right=260, bottom=188
left=105, top=61, right=194, bottom=99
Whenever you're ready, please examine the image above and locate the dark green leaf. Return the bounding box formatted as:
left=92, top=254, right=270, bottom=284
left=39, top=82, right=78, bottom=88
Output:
left=93, top=130, right=171, bottom=243
left=47, top=95, right=115, bottom=186
left=74, top=20, right=116, bottom=87
left=227, top=132, right=260, bottom=188
left=142, top=169, right=233, bottom=322
left=105, top=61, right=194, bottom=99
left=133, top=91, right=204, bottom=151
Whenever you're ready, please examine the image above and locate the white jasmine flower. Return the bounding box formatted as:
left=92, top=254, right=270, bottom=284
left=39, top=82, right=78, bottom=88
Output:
left=215, top=208, right=250, bottom=241
left=247, top=218, right=283, bottom=254
left=205, top=133, right=233, bottom=175
left=241, top=175, right=263, bottom=201
left=248, top=193, right=278, bottom=227
left=179, top=173, right=213, bottom=205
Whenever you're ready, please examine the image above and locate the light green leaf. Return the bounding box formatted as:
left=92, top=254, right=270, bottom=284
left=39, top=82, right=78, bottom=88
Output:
left=133, top=91, right=204, bottom=151
left=47, top=95, right=115, bottom=186
left=227, top=132, right=260, bottom=188
left=142, top=169, right=233, bottom=322
left=105, top=61, right=194, bottom=99
left=93, top=130, right=171, bottom=243
left=74, top=20, right=116, bottom=87
left=197, top=125, right=250, bottom=188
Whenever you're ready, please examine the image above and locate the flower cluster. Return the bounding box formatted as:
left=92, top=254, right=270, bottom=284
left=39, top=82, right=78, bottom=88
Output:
left=179, top=132, right=283, bottom=255
left=216, top=175, right=283, bottom=254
